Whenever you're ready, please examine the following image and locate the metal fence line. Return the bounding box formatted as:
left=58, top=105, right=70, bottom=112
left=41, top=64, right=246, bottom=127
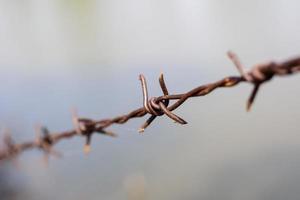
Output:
left=0, top=51, right=299, bottom=162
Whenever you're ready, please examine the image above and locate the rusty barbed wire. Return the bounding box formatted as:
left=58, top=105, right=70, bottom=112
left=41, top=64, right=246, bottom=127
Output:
left=0, top=51, right=300, bottom=162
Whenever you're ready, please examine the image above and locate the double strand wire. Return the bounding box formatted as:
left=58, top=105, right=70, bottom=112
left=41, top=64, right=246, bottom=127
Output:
left=0, top=51, right=300, bottom=162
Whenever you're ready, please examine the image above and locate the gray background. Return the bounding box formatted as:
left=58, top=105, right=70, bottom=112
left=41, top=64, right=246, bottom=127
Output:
left=0, top=0, right=300, bottom=199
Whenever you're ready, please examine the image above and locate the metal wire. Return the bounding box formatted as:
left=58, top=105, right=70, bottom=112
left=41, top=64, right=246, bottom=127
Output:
left=0, top=51, right=299, bottom=162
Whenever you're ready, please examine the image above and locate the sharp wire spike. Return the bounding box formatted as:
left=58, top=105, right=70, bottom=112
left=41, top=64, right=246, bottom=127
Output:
left=139, top=115, right=156, bottom=133
left=158, top=102, right=187, bottom=124
left=71, top=108, right=82, bottom=134
left=227, top=51, right=252, bottom=82
left=35, top=124, right=42, bottom=143
left=247, top=83, right=261, bottom=111
left=100, top=129, right=118, bottom=138
left=84, top=134, right=92, bottom=154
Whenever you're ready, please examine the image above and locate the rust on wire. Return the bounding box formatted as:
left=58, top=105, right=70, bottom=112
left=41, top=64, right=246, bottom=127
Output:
left=0, top=52, right=300, bottom=162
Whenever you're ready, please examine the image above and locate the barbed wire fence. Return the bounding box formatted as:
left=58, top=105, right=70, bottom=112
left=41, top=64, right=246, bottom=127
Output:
left=0, top=51, right=299, bottom=163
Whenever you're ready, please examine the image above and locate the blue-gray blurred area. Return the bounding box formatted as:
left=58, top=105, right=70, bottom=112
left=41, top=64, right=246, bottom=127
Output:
left=0, top=0, right=300, bottom=199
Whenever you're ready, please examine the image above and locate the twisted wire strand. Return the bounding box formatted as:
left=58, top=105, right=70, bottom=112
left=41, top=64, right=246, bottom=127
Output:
left=0, top=51, right=300, bottom=162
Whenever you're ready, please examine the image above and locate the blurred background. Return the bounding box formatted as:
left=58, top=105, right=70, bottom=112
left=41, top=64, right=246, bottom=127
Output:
left=0, top=0, right=300, bottom=199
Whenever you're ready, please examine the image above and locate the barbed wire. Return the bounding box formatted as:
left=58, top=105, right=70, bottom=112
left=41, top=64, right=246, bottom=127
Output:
left=0, top=51, right=300, bottom=162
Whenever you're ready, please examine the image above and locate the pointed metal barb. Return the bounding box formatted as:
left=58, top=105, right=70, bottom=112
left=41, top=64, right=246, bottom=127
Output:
left=227, top=51, right=252, bottom=82
left=35, top=125, right=62, bottom=165
left=84, top=133, right=92, bottom=154
left=158, top=101, right=187, bottom=124
left=139, top=115, right=156, bottom=133
left=71, top=109, right=95, bottom=135
left=246, top=83, right=261, bottom=111
left=72, top=108, right=85, bottom=135
left=139, top=73, right=187, bottom=132
left=95, top=127, right=118, bottom=138
left=71, top=109, right=95, bottom=153
left=227, top=51, right=267, bottom=111
left=71, top=108, right=117, bottom=153
left=78, top=121, right=94, bottom=153
left=3, top=131, right=15, bottom=152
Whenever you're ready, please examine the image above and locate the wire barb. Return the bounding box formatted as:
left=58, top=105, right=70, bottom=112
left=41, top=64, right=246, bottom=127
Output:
left=71, top=109, right=117, bottom=153
left=139, top=73, right=187, bottom=133
left=0, top=52, right=300, bottom=162
left=35, top=125, right=62, bottom=165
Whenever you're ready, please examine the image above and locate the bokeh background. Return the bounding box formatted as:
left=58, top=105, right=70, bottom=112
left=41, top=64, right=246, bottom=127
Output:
left=0, top=0, right=300, bottom=199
